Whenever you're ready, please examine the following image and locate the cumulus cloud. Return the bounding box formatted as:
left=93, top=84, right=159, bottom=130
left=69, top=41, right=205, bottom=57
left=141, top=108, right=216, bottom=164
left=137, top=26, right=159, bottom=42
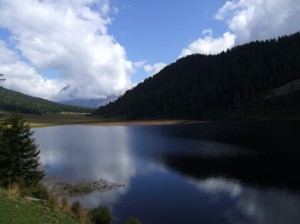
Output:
left=0, top=40, right=62, bottom=99
left=37, top=125, right=135, bottom=208
left=180, top=30, right=236, bottom=57
left=143, top=62, right=167, bottom=76
left=229, top=186, right=300, bottom=224
left=180, top=0, right=300, bottom=57
left=0, top=40, right=18, bottom=64
left=190, top=177, right=242, bottom=198
left=216, top=0, right=300, bottom=44
left=0, top=0, right=134, bottom=100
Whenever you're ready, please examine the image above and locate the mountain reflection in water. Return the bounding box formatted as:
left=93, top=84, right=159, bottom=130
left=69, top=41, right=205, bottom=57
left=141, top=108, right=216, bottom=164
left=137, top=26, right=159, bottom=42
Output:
left=34, top=120, right=300, bottom=224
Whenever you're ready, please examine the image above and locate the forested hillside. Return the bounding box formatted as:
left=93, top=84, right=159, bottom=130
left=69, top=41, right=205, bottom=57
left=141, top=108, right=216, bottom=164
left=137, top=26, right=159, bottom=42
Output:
left=0, top=87, right=94, bottom=114
left=96, top=32, right=300, bottom=120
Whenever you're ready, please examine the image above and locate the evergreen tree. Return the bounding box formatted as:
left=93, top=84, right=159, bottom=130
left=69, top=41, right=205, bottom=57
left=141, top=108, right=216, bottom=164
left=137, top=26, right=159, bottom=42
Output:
left=0, top=86, right=94, bottom=115
left=96, top=32, right=300, bottom=120
left=0, top=113, right=45, bottom=186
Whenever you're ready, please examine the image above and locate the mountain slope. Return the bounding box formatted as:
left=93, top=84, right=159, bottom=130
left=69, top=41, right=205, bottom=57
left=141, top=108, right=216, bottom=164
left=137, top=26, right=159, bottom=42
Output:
left=0, top=87, right=94, bottom=114
left=96, top=32, right=300, bottom=120
left=58, top=96, right=117, bottom=108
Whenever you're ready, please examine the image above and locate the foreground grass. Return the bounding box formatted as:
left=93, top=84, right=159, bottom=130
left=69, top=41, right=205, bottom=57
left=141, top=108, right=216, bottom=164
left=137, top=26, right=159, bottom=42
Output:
left=0, top=188, right=80, bottom=224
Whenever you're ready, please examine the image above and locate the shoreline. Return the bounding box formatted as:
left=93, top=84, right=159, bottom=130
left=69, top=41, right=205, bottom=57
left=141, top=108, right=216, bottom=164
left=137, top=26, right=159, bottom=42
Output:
left=82, top=119, right=202, bottom=126
left=19, top=113, right=299, bottom=128
left=21, top=112, right=204, bottom=127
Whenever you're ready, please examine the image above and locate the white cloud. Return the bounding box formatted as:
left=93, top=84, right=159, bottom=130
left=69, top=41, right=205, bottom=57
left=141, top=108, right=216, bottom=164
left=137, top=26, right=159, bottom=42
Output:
left=133, top=61, right=146, bottom=69
left=0, top=40, right=62, bottom=99
left=190, top=177, right=242, bottom=198
left=0, top=62, right=63, bottom=99
left=0, top=40, right=18, bottom=64
left=216, top=0, right=300, bottom=44
left=180, top=0, right=300, bottom=57
left=38, top=125, right=136, bottom=208
left=180, top=31, right=236, bottom=57
left=143, top=62, right=167, bottom=76
left=0, top=0, right=134, bottom=100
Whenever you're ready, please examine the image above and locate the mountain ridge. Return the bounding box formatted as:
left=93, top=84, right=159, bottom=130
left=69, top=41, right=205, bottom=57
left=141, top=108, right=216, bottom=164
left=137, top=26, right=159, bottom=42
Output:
left=58, top=96, right=117, bottom=109
left=96, top=32, right=300, bottom=120
left=0, top=86, right=94, bottom=114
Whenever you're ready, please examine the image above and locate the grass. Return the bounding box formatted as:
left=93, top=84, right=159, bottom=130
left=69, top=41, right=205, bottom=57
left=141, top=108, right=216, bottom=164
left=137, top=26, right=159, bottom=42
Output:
left=22, top=113, right=101, bottom=127
left=0, top=187, right=80, bottom=224
left=19, top=112, right=197, bottom=127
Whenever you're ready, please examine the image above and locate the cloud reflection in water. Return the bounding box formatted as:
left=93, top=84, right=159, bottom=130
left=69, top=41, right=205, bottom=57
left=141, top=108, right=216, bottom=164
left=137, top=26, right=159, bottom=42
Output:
left=35, top=125, right=136, bottom=207
left=34, top=123, right=300, bottom=223
left=190, top=177, right=300, bottom=224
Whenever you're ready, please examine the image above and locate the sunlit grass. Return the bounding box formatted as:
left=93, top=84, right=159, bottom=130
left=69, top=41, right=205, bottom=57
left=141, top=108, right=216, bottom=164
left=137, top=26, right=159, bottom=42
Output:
left=0, top=188, right=80, bottom=224
left=22, top=113, right=101, bottom=127
left=2, top=111, right=199, bottom=127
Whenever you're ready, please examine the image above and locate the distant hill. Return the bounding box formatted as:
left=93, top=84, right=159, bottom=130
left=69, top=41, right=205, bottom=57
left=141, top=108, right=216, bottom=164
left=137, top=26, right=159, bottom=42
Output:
left=58, top=96, right=117, bottom=108
left=96, top=32, right=300, bottom=120
left=0, top=87, right=94, bottom=114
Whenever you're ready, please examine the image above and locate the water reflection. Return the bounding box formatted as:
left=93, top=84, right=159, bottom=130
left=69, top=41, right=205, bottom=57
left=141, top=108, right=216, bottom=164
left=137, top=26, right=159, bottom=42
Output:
left=189, top=178, right=242, bottom=198
left=33, top=122, right=300, bottom=224
left=232, top=187, right=300, bottom=224
left=190, top=177, right=300, bottom=224
left=71, top=188, right=128, bottom=209
left=35, top=125, right=136, bottom=207
left=161, top=152, right=300, bottom=189
left=163, top=120, right=300, bottom=154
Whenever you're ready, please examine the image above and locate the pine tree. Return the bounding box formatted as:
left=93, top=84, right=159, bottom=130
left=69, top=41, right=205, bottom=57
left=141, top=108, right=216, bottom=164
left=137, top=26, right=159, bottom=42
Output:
left=0, top=113, right=44, bottom=186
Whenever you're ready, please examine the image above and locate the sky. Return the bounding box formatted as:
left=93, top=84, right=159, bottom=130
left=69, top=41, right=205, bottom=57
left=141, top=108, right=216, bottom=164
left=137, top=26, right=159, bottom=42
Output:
left=0, top=0, right=300, bottom=101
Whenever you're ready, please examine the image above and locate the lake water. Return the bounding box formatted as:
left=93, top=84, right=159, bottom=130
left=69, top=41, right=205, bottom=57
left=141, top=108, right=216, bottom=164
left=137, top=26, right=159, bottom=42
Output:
left=33, top=120, right=300, bottom=224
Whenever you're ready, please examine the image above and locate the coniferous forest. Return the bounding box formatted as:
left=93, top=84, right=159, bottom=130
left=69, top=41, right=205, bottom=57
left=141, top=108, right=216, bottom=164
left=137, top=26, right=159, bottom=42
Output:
left=96, top=32, right=300, bottom=120
left=0, top=87, right=94, bottom=114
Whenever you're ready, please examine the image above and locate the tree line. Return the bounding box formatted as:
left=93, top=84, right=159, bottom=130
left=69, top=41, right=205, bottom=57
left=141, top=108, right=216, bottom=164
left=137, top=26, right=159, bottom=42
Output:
left=96, top=32, right=300, bottom=120
left=0, top=86, right=94, bottom=114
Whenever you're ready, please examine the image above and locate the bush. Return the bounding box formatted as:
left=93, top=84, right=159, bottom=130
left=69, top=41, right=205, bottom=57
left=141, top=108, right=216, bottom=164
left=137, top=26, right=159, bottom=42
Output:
left=47, top=191, right=59, bottom=209
left=5, top=181, right=49, bottom=201
left=8, top=183, right=21, bottom=198
left=71, top=201, right=86, bottom=221
left=88, top=206, right=111, bottom=224
left=62, top=197, right=70, bottom=213
left=125, top=216, right=142, bottom=224
left=23, top=183, right=49, bottom=200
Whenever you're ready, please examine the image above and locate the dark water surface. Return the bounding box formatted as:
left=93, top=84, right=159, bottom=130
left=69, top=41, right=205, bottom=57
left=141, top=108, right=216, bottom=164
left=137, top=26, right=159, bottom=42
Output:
left=34, top=120, right=300, bottom=224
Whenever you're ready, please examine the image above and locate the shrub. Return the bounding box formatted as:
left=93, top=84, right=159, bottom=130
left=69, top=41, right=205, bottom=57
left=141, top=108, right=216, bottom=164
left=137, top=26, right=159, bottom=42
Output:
left=125, top=216, right=143, bottom=224
left=88, top=206, right=111, bottom=224
left=71, top=201, right=87, bottom=221
left=8, top=183, right=21, bottom=198
left=62, top=197, right=70, bottom=213
left=25, top=183, right=49, bottom=199
left=47, top=191, right=60, bottom=209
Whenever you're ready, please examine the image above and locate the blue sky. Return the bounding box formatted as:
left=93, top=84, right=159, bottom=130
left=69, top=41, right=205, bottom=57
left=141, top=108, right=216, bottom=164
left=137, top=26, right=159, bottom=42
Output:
left=109, top=0, right=230, bottom=83
left=0, top=0, right=300, bottom=100
left=110, top=1, right=226, bottom=63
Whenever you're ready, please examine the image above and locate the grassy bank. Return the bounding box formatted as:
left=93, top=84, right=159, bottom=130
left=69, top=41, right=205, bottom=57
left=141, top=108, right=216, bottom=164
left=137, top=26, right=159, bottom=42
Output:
left=22, top=113, right=101, bottom=127
left=4, top=111, right=299, bottom=128
left=20, top=113, right=198, bottom=127
left=0, top=188, right=80, bottom=224
left=23, top=112, right=300, bottom=128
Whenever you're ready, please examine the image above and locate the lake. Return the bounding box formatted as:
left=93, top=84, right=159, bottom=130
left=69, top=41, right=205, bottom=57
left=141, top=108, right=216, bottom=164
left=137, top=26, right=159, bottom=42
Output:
left=34, top=120, right=300, bottom=224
